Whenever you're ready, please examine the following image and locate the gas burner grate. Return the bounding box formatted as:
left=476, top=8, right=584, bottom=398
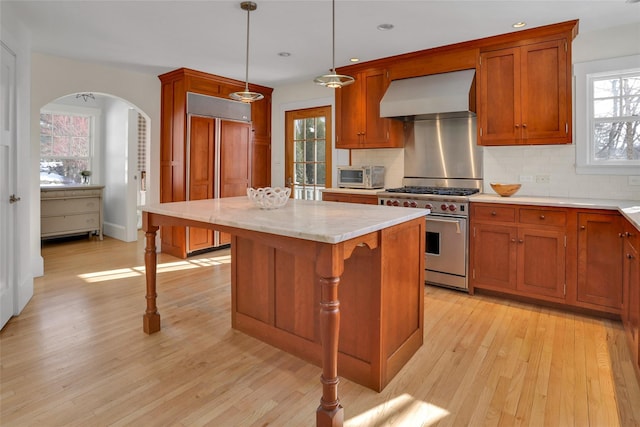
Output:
left=384, top=186, right=480, bottom=197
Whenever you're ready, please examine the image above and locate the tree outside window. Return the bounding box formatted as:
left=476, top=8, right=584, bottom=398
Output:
left=40, top=111, right=93, bottom=185
left=591, top=72, right=639, bottom=163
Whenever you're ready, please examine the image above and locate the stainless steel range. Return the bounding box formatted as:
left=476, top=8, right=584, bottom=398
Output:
left=378, top=78, right=484, bottom=292
left=378, top=178, right=480, bottom=292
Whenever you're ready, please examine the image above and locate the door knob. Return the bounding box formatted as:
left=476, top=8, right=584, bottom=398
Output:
left=9, top=194, right=21, bottom=204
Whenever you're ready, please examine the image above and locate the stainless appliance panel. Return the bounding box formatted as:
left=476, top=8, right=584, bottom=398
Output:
left=425, top=214, right=467, bottom=281
left=404, top=117, right=482, bottom=180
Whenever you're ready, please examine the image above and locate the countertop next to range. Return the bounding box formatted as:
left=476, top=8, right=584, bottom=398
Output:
left=322, top=188, right=640, bottom=231
left=321, top=188, right=383, bottom=196
left=471, top=194, right=640, bottom=231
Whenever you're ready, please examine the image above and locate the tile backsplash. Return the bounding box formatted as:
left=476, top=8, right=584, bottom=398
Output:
left=348, top=144, right=640, bottom=201
left=350, top=148, right=404, bottom=188
left=483, top=145, right=640, bottom=201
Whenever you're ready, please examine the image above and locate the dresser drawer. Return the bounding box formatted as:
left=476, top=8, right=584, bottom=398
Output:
left=519, top=208, right=566, bottom=227
left=41, top=213, right=100, bottom=235
left=42, top=197, right=100, bottom=216
left=473, top=205, right=516, bottom=222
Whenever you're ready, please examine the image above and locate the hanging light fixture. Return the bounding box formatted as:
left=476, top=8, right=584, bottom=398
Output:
left=230, top=1, right=264, bottom=102
left=314, top=0, right=354, bottom=88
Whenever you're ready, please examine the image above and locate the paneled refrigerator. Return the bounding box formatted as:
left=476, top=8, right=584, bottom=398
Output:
left=186, top=93, right=251, bottom=254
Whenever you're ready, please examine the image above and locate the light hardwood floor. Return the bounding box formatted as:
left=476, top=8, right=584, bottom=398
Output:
left=1, top=234, right=639, bottom=426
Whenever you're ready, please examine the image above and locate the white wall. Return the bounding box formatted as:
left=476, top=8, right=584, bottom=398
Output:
left=270, top=80, right=349, bottom=188
left=30, top=53, right=161, bottom=273
left=1, top=4, right=34, bottom=313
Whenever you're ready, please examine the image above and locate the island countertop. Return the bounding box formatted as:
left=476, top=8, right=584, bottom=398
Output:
left=143, top=197, right=429, bottom=244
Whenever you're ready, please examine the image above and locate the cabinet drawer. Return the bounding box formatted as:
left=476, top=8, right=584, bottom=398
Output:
left=473, top=205, right=516, bottom=222
left=42, top=197, right=100, bottom=216
left=519, top=209, right=566, bottom=226
left=41, top=189, right=103, bottom=199
left=41, top=213, right=100, bottom=235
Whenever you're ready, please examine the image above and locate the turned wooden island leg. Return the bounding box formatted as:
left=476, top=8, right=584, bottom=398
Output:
left=317, top=275, right=344, bottom=427
left=142, top=212, right=160, bottom=334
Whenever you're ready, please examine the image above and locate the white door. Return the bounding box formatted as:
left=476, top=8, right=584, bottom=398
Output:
left=0, top=42, right=17, bottom=329
left=126, top=108, right=138, bottom=242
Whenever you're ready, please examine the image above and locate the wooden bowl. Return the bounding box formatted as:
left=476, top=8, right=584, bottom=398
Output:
left=490, top=183, right=521, bottom=197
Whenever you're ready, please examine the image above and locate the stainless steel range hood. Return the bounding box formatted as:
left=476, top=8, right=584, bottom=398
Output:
left=380, top=69, right=476, bottom=121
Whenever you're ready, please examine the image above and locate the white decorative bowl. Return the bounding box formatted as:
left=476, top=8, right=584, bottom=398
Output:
left=247, top=187, right=291, bottom=209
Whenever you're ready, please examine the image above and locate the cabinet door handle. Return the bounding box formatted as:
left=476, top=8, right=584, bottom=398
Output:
left=491, top=211, right=497, bottom=216
left=580, top=225, right=586, bottom=230
left=522, top=123, right=528, bottom=128
left=518, top=239, right=524, bottom=243
left=619, top=232, right=626, bottom=238
left=628, top=253, right=635, bottom=260
left=511, top=238, right=516, bottom=243
left=515, top=124, right=520, bottom=128
left=540, top=215, right=545, bottom=220
left=9, top=194, right=21, bottom=204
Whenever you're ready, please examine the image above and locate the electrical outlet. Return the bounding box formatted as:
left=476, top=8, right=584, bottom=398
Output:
left=536, top=174, right=550, bottom=184
left=629, top=176, right=640, bottom=186
left=519, top=175, right=534, bottom=183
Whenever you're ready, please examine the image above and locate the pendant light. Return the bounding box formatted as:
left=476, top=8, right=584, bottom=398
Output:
left=230, top=1, right=264, bottom=102
left=314, top=0, right=355, bottom=88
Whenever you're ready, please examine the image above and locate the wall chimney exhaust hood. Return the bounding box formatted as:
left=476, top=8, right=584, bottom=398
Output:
left=380, top=69, right=476, bottom=121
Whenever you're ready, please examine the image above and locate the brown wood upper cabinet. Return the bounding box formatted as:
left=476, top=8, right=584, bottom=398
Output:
left=478, top=38, right=571, bottom=146
left=335, top=67, right=403, bottom=149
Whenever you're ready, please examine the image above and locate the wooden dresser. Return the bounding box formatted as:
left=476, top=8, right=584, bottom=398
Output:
left=41, top=185, right=104, bottom=240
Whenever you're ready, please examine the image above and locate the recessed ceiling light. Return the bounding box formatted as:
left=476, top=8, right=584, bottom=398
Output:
left=377, top=23, right=394, bottom=31
left=512, top=22, right=526, bottom=28
left=350, top=58, right=359, bottom=63
left=278, top=52, right=291, bottom=57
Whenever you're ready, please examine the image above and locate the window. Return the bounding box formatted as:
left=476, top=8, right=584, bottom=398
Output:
left=285, top=106, right=332, bottom=200
left=575, top=55, right=640, bottom=174
left=40, top=108, right=96, bottom=185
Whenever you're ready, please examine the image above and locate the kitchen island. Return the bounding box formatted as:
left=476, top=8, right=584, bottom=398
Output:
left=142, top=197, right=427, bottom=427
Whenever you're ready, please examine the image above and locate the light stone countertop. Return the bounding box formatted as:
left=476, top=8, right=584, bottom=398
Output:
left=143, top=197, right=428, bottom=244
left=471, top=194, right=640, bottom=231
left=40, top=184, right=105, bottom=190
left=321, top=188, right=383, bottom=195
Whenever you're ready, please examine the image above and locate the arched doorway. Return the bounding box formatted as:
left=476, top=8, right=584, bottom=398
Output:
left=39, top=92, right=150, bottom=242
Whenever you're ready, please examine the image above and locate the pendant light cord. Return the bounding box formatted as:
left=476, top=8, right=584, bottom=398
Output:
left=331, top=0, right=336, bottom=74
left=244, top=4, right=251, bottom=91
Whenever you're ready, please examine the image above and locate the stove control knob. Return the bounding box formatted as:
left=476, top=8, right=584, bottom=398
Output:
left=425, top=203, right=433, bottom=210
left=403, top=201, right=410, bottom=207
left=392, top=200, right=400, bottom=207
left=448, top=204, right=457, bottom=212
left=441, top=204, right=448, bottom=211
left=386, top=200, right=392, bottom=206
left=409, top=201, right=417, bottom=208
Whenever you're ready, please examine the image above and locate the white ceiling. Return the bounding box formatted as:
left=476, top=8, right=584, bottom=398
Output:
left=4, top=1, right=640, bottom=88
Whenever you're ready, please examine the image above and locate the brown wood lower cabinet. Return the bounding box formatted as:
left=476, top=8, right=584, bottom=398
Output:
left=470, top=203, right=566, bottom=302
left=471, top=202, right=640, bottom=380
left=322, top=192, right=379, bottom=205
left=576, top=212, right=623, bottom=313
left=622, top=219, right=640, bottom=379
left=230, top=218, right=425, bottom=392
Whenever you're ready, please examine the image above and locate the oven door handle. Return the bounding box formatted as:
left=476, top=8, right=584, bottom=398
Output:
left=426, top=217, right=462, bottom=234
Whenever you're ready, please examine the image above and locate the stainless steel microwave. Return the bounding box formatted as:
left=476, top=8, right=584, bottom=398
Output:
left=337, top=166, right=385, bottom=189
